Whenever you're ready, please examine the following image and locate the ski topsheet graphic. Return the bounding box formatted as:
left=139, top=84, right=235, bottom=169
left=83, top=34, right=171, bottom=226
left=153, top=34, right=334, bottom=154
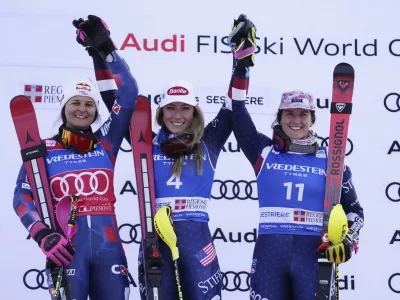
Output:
left=130, top=95, right=163, bottom=300
left=315, top=63, right=355, bottom=300
left=11, top=95, right=73, bottom=300
left=10, top=95, right=56, bottom=229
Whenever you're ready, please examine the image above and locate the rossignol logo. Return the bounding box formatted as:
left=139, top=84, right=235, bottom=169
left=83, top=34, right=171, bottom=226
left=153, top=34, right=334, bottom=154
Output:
left=329, top=119, right=345, bottom=175
left=336, top=79, right=350, bottom=93
left=336, top=103, right=346, bottom=112
left=167, top=86, right=188, bottom=96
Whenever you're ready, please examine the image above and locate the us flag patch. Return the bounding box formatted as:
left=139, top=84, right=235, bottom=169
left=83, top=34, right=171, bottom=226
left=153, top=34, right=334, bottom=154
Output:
left=195, top=242, right=216, bottom=266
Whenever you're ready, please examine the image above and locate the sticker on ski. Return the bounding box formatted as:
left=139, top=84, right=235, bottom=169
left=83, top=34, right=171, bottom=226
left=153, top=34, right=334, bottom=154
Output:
left=315, top=63, right=355, bottom=300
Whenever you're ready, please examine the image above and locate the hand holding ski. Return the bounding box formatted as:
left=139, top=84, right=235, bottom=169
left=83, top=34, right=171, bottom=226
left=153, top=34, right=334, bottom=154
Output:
left=154, top=206, right=183, bottom=299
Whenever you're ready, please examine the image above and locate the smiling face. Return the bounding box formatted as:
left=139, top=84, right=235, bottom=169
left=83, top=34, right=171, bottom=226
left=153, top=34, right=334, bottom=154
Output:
left=162, top=102, right=195, bottom=134
left=64, top=96, right=97, bottom=131
left=280, top=109, right=312, bottom=140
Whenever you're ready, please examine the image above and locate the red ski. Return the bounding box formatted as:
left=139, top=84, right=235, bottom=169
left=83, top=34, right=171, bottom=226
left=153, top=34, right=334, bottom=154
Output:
left=10, top=95, right=56, bottom=229
left=130, top=95, right=163, bottom=300
left=315, top=63, right=355, bottom=300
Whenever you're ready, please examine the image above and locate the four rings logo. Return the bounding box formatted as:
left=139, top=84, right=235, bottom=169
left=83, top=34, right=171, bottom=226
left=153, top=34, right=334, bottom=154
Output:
left=384, top=93, right=400, bottom=112
left=317, top=136, right=354, bottom=156
left=211, top=180, right=258, bottom=200
left=23, top=269, right=48, bottom=290
left=389, top=273, right=400, bottom=293
left=222, top=271, right=250, bottom=292
left=385, top=182, right=400, bottom=202
left=118, top=223, right=141, bottom=244
left=50, top=171, right=110, bottom=201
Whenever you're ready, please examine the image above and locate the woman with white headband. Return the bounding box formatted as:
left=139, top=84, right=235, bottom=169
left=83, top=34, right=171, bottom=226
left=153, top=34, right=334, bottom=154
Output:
left=13, top=15, right=138, bottom=300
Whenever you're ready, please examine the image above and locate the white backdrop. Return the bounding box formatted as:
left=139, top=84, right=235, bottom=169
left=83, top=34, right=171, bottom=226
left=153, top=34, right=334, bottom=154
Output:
left=1, top=0, right=400, bottom=299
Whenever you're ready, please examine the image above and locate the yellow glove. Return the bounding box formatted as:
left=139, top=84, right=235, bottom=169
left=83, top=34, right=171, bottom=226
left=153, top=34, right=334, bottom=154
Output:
left=326, top=229, right=358, bottom=264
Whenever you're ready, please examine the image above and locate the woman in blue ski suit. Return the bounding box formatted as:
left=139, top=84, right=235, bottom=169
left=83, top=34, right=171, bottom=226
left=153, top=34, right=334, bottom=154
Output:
left=227, top=15, right=364, bottom=300
left=101, top=77, right=239, bottom=298
left=13, top=15, right=138, bottom=300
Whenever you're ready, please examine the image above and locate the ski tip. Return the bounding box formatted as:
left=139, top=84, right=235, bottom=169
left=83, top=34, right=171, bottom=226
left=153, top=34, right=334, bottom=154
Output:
left=137, top=94, right=151, bottom=105
left=333, top=62, right=354, bottom=77
left=10, top=95, right=31, bottom=108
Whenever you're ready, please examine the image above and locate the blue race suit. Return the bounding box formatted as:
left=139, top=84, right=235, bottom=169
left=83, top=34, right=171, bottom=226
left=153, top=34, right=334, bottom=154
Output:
left=100, top=90, right=233, bottom=299
left=13, top=51, right=138, bottom=300
left=230, top=66, right=364, bottom=300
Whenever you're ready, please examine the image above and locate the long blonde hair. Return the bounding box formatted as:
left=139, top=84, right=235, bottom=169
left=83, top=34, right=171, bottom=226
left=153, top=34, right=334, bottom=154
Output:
left=156, top=106, right=205, bottom=177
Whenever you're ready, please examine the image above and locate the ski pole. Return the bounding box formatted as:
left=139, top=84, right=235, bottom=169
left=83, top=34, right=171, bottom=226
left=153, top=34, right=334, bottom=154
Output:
left=154, top=206, right=183, bottom=300
left=54, top=195, right=78, bottom=298
left=335, top=264, right=339, bottom=300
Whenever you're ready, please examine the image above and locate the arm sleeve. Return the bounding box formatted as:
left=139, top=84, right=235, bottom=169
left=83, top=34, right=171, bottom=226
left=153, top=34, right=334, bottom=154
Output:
left=13, top=164, right=42, bottom=231
left=230, top=63, right=272, bottom=174
left=94, top=51, right=138, bottom=158
left=340, top=163, right=364, bottom=232
left=202, top=106, right=232, bottom=168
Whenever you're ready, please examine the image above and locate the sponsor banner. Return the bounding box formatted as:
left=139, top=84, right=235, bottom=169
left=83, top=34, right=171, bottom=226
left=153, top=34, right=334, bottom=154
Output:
left=259, top=206, right=323, bottom=226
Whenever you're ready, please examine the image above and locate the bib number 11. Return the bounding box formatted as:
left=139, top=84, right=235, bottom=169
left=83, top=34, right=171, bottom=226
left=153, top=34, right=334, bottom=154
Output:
left=167, top=175, right=182, bottom=189
left=283, top=182, right=304, bottom=201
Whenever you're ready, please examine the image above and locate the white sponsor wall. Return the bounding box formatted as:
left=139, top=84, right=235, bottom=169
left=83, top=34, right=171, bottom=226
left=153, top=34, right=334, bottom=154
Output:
left=1, top=1, right=399, bottom=299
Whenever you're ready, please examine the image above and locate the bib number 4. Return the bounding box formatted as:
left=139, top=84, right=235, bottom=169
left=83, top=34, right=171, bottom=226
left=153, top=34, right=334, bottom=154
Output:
left=166, top=175, right=182, bottom=189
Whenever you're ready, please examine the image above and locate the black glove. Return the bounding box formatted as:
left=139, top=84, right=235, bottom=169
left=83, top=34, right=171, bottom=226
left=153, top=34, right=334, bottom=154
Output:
left=72, top=15, right=116, bottom=61
left=228, top=14, right=257, bottom=68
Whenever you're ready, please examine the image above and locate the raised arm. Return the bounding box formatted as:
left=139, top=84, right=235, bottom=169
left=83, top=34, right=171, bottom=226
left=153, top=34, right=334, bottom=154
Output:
left=73, top=15, right=138, bottom=158
left=227, top=15, right=273, bottom=174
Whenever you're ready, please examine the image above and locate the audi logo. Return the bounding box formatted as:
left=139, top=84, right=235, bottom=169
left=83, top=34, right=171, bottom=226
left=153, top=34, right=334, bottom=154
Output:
left=384, top=93, right=400, bottom=112
left=50, top=171, right=109, bottom=201
left=317, top=136, right=354, bottom=156
left=389, top=273, right=400, bottom=293
left=23, top=269, right=48, bottom=290
left=385, top=182, right=400, bottom=202
left=222, top=271, right=250, bottom=292
left=118, top=223, right=141, bottom=244
left=211, top=180, right=257, bottom=200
